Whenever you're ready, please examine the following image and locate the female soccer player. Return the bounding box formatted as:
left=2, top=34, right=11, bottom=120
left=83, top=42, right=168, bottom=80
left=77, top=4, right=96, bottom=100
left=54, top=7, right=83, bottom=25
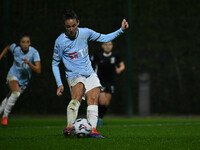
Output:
left=91, top=41, right=125, bottom=125
left=52, top=9, right=128, bottom=138
left=0, top=35, right=41, bottom=126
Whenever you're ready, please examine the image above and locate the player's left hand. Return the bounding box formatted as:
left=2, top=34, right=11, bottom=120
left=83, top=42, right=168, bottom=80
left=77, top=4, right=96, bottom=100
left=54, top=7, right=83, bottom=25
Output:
left=22, top=58, right=29, bottom=64
left=121, top=19, right=129, bottom=31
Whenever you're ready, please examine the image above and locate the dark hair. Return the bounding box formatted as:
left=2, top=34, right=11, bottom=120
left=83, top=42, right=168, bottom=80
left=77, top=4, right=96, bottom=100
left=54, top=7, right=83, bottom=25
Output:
left=63, top=9, right=78, bottom=21
left=102, top=41, right=113, bottom=45
left=19, top=34, right=31, bottom=42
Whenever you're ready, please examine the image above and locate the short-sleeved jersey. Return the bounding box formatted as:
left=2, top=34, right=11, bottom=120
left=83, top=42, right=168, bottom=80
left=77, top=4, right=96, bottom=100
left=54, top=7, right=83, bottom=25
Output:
left=8, top=43, right=40, bottom=85
left=52, top=27, right=123, bottom=87
left=91, top=51, right=122, bottom=84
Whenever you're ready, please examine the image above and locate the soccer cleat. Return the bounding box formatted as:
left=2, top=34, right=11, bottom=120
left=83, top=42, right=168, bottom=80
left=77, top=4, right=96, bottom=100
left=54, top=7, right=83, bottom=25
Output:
left=89, top=128, right=105, bottom=138
left=1, top=117, right=8, bottom=126
left=63, top=126, right=72, bottom=136
left=97, top=118, right=103, bottom=126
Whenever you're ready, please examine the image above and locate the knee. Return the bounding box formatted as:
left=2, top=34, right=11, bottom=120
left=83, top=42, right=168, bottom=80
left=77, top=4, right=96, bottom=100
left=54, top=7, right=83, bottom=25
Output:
left=99, top=101, right=108, bottom=106
left=11, top=91, right=20, bottom=98
left=99, top=100, right=110, bottom=106
left=8, top=92, right=20, bottom=105
left=72, top=96, right=82, bottom=101
left=87, top=96, right=98, bottom=105
left=99, top=97, right=109, bottom=106
left=71, top=93, right=83, bottom=101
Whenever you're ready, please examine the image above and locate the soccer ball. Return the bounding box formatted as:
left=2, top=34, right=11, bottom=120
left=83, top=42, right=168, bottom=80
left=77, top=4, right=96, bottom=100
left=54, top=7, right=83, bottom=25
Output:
left=72, top=118, right=92, bottom=137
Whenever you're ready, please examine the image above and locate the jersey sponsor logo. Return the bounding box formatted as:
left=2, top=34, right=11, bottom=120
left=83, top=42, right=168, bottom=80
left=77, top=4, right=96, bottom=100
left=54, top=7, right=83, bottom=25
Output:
left=110, top=57, right=115, bottom=64
left=68, top=52, right=79, bottom=60
left=78, top=46, right=88, bottom=57
left=68, top=46, right=89, bottom=60
left=14, top=60, right=29, bottom=69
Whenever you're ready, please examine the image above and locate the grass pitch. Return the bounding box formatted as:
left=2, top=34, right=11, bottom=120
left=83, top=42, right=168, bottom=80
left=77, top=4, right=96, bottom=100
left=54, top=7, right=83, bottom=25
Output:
left=0, top=117, right=200, bottom=150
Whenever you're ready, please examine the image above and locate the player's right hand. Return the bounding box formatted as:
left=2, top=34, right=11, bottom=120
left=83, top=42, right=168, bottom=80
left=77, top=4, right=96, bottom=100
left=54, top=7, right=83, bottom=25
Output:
left=115, top=66, right=122, bottom=74
left=57, top=85, right=64, bottom=96
left=121, top=19, right=129, bottom=31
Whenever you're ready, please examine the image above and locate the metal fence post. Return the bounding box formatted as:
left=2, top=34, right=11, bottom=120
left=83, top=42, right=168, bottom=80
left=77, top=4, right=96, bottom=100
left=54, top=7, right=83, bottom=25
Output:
left=138, top=73, right=150, bottom=116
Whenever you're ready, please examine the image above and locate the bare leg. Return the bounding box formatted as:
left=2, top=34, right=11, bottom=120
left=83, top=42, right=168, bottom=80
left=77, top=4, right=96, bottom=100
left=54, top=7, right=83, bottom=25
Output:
left=9, top=80, right=20, bottom=92
left=99, top=92, right=112, bottom=106
left=98, top=92, right=112, bottom=119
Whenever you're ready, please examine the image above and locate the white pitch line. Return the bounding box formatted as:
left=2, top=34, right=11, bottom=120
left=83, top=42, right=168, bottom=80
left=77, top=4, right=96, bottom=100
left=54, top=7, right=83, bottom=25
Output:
left=106, top=122, right=200, bottom=127
left=7, top=126, right=63, bottom=129
left=6, top=122, right=200, bottom=129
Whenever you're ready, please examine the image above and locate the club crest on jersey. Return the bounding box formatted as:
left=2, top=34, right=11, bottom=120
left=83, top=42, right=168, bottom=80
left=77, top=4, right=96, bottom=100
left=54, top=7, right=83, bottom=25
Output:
left=69, top=52, right=79, bottom=60
left=81, top=36, right=86, bottom=40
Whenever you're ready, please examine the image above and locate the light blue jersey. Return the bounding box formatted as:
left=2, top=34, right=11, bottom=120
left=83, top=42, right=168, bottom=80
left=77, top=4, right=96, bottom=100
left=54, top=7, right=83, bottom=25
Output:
left=52, top=27, right=124, bottom=87
left=8, top=43, right=40, bottom=85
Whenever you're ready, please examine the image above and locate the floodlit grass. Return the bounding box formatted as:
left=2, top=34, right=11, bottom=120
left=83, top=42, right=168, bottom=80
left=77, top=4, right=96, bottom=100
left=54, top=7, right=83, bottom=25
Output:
left=0, top=117, right=200, bottom=150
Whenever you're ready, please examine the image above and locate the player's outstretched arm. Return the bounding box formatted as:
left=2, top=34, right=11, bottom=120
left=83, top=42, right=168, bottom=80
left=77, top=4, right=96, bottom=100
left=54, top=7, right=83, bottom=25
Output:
left=92, top=19, right=129, bottom=43
left=121, top=19, right=129, bottom=31
left=0, top=45, right=10, bottom=60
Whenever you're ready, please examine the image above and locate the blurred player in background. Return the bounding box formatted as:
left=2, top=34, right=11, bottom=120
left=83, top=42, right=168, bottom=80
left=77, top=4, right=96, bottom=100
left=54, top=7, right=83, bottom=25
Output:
left=91, top=41, right=125, bottom=126
left=0, top=35, right=41, bottom=126
left=52, top=9, right=128, bottom=138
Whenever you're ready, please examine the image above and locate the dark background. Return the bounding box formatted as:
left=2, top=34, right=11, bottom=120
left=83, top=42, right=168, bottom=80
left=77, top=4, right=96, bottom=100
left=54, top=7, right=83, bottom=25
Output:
left=0, top=0, right=200, bottom=116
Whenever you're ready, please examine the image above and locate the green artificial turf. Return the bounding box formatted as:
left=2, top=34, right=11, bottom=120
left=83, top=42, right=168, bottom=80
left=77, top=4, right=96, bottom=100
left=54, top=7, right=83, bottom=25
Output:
left=0, top=117, right=200, bottom=150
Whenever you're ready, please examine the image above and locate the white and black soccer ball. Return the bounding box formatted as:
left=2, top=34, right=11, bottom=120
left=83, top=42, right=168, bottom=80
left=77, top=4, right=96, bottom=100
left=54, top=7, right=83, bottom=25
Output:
left=72, top=118, right=92, bottom=137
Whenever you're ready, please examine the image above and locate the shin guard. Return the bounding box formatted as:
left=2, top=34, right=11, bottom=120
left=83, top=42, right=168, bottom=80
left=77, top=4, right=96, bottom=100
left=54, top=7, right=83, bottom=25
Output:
left=67, top=99, right=80, bottom=127
left=3, top=92, right=20, bottom=117
left=0, top=98, right=8, bottom=115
